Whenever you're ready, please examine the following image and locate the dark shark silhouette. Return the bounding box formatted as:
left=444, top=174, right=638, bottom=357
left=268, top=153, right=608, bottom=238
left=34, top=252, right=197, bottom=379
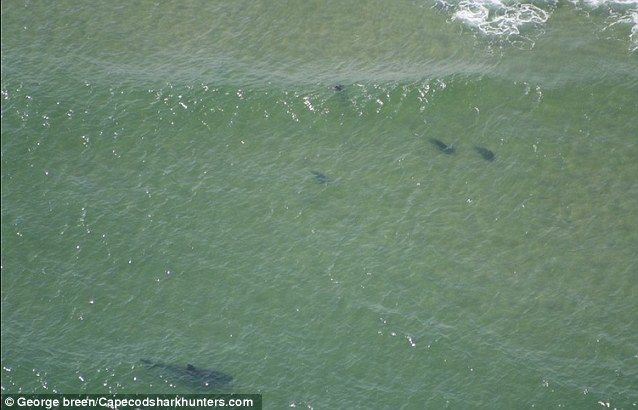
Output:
left=429, top=138, right=455, bottom=154
left=141, top=359, right=233, bottom=389
left=311, top=170, right=330, bottom=184
left=474, top=146, right=495, bottom=161
left=332, top=84, right=349, bottom=104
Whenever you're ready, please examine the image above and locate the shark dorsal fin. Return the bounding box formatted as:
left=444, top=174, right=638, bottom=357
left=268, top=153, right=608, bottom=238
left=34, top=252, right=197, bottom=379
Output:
left=187, top=364, right=195, bottom=371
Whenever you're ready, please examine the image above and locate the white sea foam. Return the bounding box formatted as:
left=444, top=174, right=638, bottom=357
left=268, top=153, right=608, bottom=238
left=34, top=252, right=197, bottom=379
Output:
left=605, top=9, right=638, bottom=50
left=571, top=0, right=638, bottom=6
left=589, top=0, right=638, bottom=51
left=438, top=0, right=638, bottom=50
left=452, top=0, right=549, bottom=36
left=436, top=0, right=554, bottom=48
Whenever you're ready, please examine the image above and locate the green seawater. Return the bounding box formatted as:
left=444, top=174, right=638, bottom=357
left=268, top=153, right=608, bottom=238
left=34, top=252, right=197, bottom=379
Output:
left=1, top=1, right=637, bottom=408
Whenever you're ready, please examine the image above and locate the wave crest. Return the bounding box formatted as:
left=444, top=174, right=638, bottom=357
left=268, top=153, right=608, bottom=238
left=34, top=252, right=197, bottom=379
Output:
left=437, top=0, right=637, bottom=50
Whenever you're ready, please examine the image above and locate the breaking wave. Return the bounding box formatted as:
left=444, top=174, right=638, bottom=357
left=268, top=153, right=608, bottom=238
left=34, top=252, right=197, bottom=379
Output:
left=436, top=0, right=638, bottom=50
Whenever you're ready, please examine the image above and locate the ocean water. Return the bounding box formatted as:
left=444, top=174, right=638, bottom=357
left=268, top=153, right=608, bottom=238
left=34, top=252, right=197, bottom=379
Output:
left=1, top=0, right=637, bottom=408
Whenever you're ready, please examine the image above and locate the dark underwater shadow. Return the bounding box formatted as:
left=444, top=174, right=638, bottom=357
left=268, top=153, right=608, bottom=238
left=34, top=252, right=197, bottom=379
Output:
left=140, top=359, right=234, bottom=392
